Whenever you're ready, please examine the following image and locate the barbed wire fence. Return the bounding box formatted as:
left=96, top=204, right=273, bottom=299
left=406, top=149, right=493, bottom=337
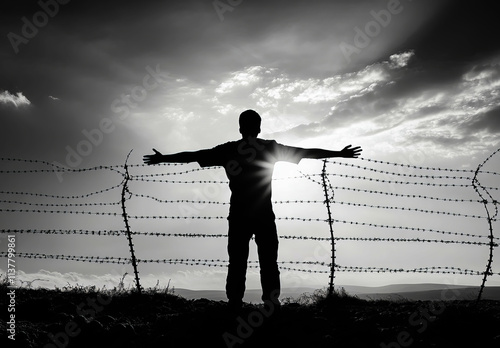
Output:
left=0, top=148, right=499, bottom=300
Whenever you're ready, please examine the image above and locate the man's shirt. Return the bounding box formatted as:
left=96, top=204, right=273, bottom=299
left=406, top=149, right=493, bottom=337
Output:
left=197, top=138, right=304, bottom=219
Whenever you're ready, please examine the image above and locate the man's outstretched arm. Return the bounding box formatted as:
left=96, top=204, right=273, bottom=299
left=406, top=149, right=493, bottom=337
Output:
left=299, top=145, right=362, bottom=159
left=143, top=148, right=200, bottom=165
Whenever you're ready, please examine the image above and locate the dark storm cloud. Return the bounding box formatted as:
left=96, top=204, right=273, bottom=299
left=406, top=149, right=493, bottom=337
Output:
left=0, top=1, right=199, bottom=160
left=0, top=0, right=498, bottom=162
left=277, top=0, right=500, bottom=145
left=401, top=0, right=499, bottom=62
left=467, top=107, right=500, bottom=134
left=0, top=0, right=452, bottom=106
left=1, top=1, right=204, bottom=100
left=272, top=46, right=499, bottom=153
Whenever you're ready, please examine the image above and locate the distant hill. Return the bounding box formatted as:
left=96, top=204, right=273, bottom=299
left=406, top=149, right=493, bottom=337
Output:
left=174, top=284, right=500, bottom=302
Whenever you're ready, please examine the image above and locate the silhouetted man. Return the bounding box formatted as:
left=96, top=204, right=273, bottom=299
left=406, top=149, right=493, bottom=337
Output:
left=143, top=110, right=361, bottom=311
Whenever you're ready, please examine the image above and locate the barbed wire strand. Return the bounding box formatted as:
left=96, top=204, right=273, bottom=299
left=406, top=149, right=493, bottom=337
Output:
left=1, top=228, right=496, bottom=246
left=2, top=252, right=498, bottom=276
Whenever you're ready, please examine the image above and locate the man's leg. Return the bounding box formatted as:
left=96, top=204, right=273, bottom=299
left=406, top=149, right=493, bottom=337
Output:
left=254, top=219, right=280, bottom=303
left=226, top=219, right=252, bottom=309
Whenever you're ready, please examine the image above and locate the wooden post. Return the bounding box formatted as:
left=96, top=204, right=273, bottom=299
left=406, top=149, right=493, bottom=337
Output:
left=471, top=148, right=499, bottom=301
left=121, top=150, right=142, bottom=294
left=321, top=160, right=335, bottom=297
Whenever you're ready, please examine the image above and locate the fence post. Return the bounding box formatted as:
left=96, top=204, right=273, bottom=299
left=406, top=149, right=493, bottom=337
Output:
left=321, top=160, right=335, bottom=297
left=121, top=150, right=142, bottom=294
left=472, top=148, right=500, bottom=301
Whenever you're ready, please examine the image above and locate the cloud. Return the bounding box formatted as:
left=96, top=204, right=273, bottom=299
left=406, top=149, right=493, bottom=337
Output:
left=158, top=47, right=498, bottom=158
left=215, top=66, right=268, bottom=94
left=466, top=107, right=500, bottom=134
left=1, top=267, right=233, bottom=291
left=0, top=90, right=31, bottom=108
left=0, top=268, right=120, bottom=290
left=404, top=0, right=500, bottom=63
left=238, top=51, right=416, bottom=139
left=1, top=264, right=328, bottom=291
left=268, top=52, right=500, bottom=153
left=388, top=51, right=414, bottom=69
left=2, top=268, right=164, bottom=290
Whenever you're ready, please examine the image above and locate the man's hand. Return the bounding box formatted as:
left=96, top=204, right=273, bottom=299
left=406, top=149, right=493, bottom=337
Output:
left=143, top=149, right=164, bottom=165
left=339, top=145, right=362, bottom=158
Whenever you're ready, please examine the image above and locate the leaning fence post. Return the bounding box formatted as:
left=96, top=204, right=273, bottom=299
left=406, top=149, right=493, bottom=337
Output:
left=471, top=147, right=500, bottom=301
left=321, top=160, right=335, bottom=297
left=121, top=150, right=142, bottom=294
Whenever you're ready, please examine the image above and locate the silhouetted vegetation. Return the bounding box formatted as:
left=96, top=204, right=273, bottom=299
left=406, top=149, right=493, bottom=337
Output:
left=1, top=278, right=499, bottom=348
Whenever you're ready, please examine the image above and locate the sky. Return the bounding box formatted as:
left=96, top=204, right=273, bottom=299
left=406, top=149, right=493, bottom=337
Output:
left=1, top=0, right=499, bottom=294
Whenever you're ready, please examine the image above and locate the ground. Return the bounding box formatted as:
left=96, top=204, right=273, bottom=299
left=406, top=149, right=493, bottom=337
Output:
left=1, top=284, right=500, bottom=348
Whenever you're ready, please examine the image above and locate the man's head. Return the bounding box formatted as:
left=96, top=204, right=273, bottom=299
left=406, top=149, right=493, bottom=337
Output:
left=239, top=109, right=261, bottom=137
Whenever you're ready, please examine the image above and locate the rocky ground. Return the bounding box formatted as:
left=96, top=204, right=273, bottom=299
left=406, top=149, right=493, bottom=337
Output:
left=2, top=284, right=500, bottom=348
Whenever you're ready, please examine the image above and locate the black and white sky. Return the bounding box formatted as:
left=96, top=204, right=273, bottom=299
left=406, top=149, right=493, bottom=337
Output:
left=1, top=0, right=499, bottom=290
